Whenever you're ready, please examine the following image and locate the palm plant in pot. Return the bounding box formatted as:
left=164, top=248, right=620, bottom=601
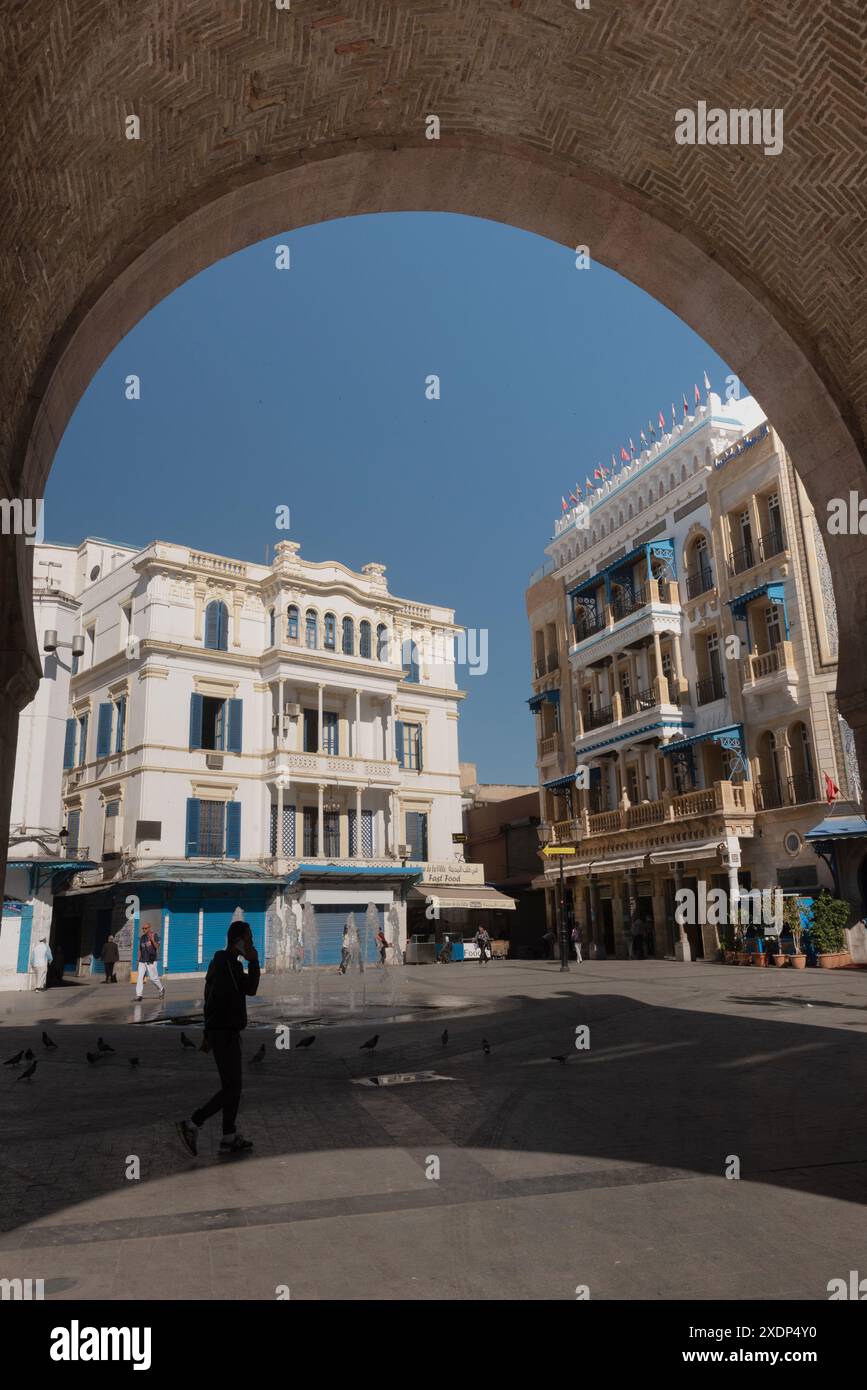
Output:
left=811, top=892, right=851, bottom=968
left=779, top=896, right=804, bottom=968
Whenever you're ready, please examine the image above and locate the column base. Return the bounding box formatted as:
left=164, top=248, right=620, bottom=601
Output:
left=674, top=938, right=692, bottom=962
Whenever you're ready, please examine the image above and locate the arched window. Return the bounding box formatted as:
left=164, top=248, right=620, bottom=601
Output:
left=359, top=620, right=372, bottom=658
left=287, top=605, right=299, bottom=641
left=648, top=487, right=655, bottom=504
left=268, top=608, right=275, bottom=647
left=342, top=616, right=354, bottom=655
left=204, top=600, right=228, bottom=651
left=681, top=462, right=688, bottom=481
left=305, top=609, right=318, bottom=649
left=403, top=638, right=420, bottom=683
left=324, top=613, right=336, bottom=650
left=376, top=623, right=389, bottom=662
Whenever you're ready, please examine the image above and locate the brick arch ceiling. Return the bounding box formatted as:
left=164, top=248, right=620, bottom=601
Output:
left=2, top=0, right=867, bottom=752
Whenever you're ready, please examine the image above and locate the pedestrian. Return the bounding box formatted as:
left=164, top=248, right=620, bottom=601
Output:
left=439, top=934, right=452, bottom=964
left=338, top=924, right=350, bottom=974
left=376, top=926, right=388, bottom=965
left=176, top=915, right=261, bottom=1157
left=102, top=934, right=119, bottom=984
left=542, top=927, right=556, bottom=960
left=135, top=925, right=165, bottom=999
left=30, top=937, right=53, bottom=990
left=570, top=923, right=583, bottom=964
left=630, top=914, right=645, bottom=960
left=475, top=925, right=491, bottom=964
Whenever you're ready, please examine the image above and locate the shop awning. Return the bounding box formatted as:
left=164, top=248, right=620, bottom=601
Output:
left=527, top=689, right=560, bottom=712
left=805, top=815, right=867, bottom=843
left=287, top=864, right=423, bottom=884
left=549, top=852, right=647, bottom=877
left=648, top=841, right=724, bottom=864
left=410, top=884, right=517, bottom=910
left=57, top=862, right=287, bottom=896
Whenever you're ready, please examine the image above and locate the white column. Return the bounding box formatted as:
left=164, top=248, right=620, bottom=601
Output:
left=355, top=785, right=363, bottom=858
left=276, top=778, right=284, bottom=860
left=317, top=783, right=324, bottom=858
left=278, top=678, right=285, bottom=747
left=317, top=682, right=324, bottom=752
left=389, top=696, right=397, bottom=761
left=355, top=689, right=362, bottom=757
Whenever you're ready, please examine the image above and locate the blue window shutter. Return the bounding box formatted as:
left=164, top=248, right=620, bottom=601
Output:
left=395, top=720, right=404, bottom=766
left=78, top=713, right=89, bottom=766
left=205, top=601, right=228, bottom=650
left=420, top=813, right=428, bottom=860
left=96, top=703, right=113, bottom=758
left=71, top=652, right=80, bottom=676
left=114, top=695, right=126, bottom=753
left=227, top=698, right=243, bottom=753
left=66, top=810, right=80, bottom=851
left=189, top=693, right=204, bottom=749
left=204, top=602, right=217, bottom=648
left=185, top=799, right=201, bottom=858
left=417, top=726, right=423, bottom=771
left=225, top=802, right=241, bottom=859
left=63, top=718, right=76, bottom=769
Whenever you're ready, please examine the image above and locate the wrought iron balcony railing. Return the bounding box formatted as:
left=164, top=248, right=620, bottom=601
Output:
left=695, top=673, right=726, bottom=705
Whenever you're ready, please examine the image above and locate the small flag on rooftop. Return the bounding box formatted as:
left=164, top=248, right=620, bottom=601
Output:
left=620, top=446, right=630, bottom=463
left=671, top=403, right=677, bottom=430
left=703, top=370, right=712, bottom=394
left=648, top=419, right=656, bottom=440
left=561, top=496, right=568, bottom=512
left=640, top=429, right=648, bottom=447
left=682, top=393, right=689, bottom=417
left=629, top=438, right=636, bottom=457
left=694, top=382, right=701, bottom=405
left=658, top=410, right=666, bottom=431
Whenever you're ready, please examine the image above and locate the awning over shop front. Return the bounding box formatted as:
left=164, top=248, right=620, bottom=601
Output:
left=805, top=815, right=867, bottom=843
left=648, top=841, right=724, bottom=864
left=410, top=884, right=517, bottom=910
left=287, top=864, right=423, bottom=884
left=57, top=862, right=288, bottom=896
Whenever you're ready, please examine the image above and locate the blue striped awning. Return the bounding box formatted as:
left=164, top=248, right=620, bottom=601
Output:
left=727, top=581, right=786, bottom=619
left=528, top=689, right=560, bottom=712
left=805, top=816, right=867, bottom=842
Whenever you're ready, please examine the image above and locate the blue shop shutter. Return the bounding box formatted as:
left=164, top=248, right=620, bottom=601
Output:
left=96, top=702, right=113, bottom=758
left=115, top=694, right=126, bottom=752
left=395, top=720, right=404, bottom=766
left=185, top=798, right=201, bottom=858
left=226, top=698, right=243, bottom=753
left=15, top=905, right=34, bottom=974
left=63, top=718, right=76, bottom=769
left=189, top=692, right=204, bottom=749
left=225, top=802, right=241, bottom=859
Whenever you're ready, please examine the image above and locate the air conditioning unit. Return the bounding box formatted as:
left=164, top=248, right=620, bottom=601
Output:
left=205, top=754, right=224, bottom=770
left=284, top=703, right=301, bottom=717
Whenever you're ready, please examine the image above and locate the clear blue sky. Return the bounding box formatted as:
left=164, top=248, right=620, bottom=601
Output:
left=49, top=212, right=735, bottom=783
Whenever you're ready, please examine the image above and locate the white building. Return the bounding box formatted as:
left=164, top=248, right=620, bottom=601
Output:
left=44, top=537, right=468, bottom=976
left=2, top=539, right=138, bottom=988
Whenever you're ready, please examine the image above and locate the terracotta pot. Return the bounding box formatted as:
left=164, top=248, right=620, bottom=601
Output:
left=790, top=954, right=806, bottom=969
left=772, top=953, right=788, bottom=967
left=818, top=951, right=852, bottom=969
left=753, top=953, right=768, bottom=966
left=724, top=950, right=735, bottom=964
left=735, top=951, right=749, bottom=965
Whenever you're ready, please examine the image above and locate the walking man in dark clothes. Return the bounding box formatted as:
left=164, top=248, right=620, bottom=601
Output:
left=176, top=914, right=260, bottom=1157
left=102, top=934, right=119, bottom=983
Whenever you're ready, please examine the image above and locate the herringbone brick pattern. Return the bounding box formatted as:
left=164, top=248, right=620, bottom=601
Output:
left=1, top=0, right=866, bottom=486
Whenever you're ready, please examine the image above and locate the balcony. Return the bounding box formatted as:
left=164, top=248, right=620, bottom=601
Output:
left=685, top=565, right=714, bottom=600
left=534, top=652, right=560, bottom=679
left=742, top=640, right=797, bottom=688
left=266, top=751, right=399, bottom=782
left=789, top=772, right=817, bottom=804
left=584, top=703, right=613, bottom=731
left=570, top=578, right=682, bottom=668
left=755, top=772, right=817, bottom=811
left=539, top=733, right=561, bottom=758
left=695, top=673, right=726, bottom=706
left=727, top=529, right=786, bottom=578
left=546, top=780, right=754, bottom=845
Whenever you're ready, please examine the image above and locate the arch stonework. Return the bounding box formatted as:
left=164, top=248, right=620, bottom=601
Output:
left=2, top=3, right=867, bottom=881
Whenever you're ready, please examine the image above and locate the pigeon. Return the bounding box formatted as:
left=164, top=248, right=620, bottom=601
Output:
left=180, top=1033, right=197, bottom=1050
left=482, top=1039, right=491, bottom=1056
left=24, top=1048, right=35, bottom=1061
left=250, top=1044, right=266, bottom=1065
left=550, top=1055, right=567, bottom=1064
left=441, top=1029, right=448, bottom=1046
left=3, top=1050, right=24, bottom=1066
left=97, top=1037, right=114, bottom=1054
left=129, top=1057, right=140, bottom=1068
left=17, top=1060, right=37, bottom=1081
left=86, top=1051, right=101, bottom=1064
left=360, top=1034, right=379, bottom=1052
left=295, top=1036, right=316, bottom=1049
left=42, top=1031, right=57, bottom=1050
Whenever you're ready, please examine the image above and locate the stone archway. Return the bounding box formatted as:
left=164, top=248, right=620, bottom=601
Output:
left=3, top=3, right=867, bottom=884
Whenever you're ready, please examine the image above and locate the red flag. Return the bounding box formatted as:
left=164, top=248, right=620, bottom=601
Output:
left=561, top=496, right=568, bottom=512
left=620, top=446, right=630, bottom=462
left=824, top=772, right=840, bottom=804
left=694, top=383, right=701, bottom=405
left=658, top=410, right=665, bottom=431
left=568, top=491, right=579, bottom=505
left=682, top=394, right=689, bottom=417
left=594, top=466, right=605, bottom=480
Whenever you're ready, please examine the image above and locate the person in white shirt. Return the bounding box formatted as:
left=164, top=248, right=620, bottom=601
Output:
left=30, top=937, right=53, bottom=990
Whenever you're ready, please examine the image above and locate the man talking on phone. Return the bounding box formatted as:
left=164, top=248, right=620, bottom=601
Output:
left=176, top=911, right=260, bottom=1157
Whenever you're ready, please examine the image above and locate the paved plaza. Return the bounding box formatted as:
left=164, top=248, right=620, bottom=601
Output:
left=2, top=959, right=866, bottom=1301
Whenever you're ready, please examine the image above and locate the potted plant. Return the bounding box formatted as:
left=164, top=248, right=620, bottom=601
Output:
left=719, top=930, right=736, bottom=964
left=752, top=929, right=769, bottom=966
left=811, top=892, right=851, bottom=968
left=781, top=896, right=806, bottom=968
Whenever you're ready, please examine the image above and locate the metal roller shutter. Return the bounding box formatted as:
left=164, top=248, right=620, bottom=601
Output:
left=168, top=892, right=201, bottom=974
left=312, top=904, right=382, bottom=966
